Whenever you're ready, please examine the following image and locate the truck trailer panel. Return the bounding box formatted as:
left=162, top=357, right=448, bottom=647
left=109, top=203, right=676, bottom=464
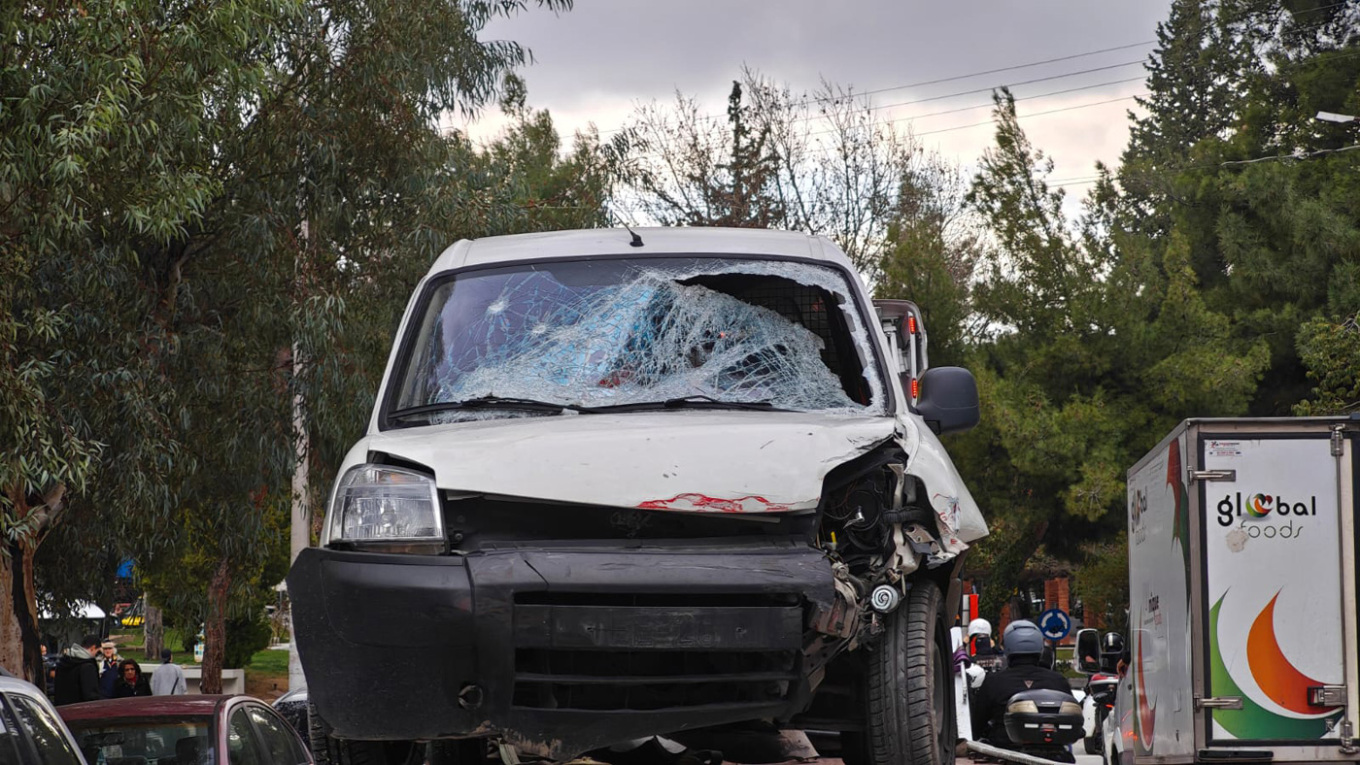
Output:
left=1122, top=417, right=1360, bottom=765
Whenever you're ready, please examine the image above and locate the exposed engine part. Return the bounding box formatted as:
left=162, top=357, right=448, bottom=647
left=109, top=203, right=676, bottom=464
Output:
left=903, top=523, right=951, bottom=569
left=870, top=584, right=902, bottom=613
left=812, top=562, right=863, bottom=641
left=822, top=457, right=935, bottom=573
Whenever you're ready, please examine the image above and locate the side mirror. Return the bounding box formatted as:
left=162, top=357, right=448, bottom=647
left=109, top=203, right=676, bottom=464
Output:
left=1075, top=628, right=1101, bottom=674
left=915, top=367, right=979, bottom=435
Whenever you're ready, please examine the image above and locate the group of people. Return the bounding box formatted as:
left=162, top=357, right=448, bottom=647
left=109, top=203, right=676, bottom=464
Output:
left=49, top=634, right=188, bottom=705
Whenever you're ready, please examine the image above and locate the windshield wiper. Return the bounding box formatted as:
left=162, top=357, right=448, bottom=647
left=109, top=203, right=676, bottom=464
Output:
left=389, top=396, right=581, bottom=422
left=581, top=394, right=786, bottom=413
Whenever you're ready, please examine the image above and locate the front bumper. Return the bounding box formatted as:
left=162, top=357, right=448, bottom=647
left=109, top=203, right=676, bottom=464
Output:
left=288, top=543, right=834, bottom=758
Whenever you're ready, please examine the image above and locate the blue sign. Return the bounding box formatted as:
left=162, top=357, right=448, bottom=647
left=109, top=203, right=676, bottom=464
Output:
left=1038, top=608, right=1071, bottom=641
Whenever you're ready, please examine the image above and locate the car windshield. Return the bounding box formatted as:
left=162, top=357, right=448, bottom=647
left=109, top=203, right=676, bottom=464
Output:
left=66, top=717, right=212, bottom=765
left=389, top=257, right=884, bottom=424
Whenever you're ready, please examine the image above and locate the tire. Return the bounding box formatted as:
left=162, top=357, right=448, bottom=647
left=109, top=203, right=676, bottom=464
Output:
left=864, top=583, right=956, bottom=765
left=1084, top=735, right=1101, bottom=755
left=306, top=700, right=398, bottom=765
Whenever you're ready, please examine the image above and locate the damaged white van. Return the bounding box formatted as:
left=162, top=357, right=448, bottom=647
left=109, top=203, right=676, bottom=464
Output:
left=288, top=227, right=988, bottom=765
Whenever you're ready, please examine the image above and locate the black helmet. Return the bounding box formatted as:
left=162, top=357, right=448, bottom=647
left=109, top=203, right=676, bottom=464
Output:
left=1002, top=620, right=1044, bottom=658
left=1101, top=632, right=1125, bottom=654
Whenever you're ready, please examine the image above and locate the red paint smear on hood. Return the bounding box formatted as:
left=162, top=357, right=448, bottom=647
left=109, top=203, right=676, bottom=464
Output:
left=638, top=493, right=793, bottom=513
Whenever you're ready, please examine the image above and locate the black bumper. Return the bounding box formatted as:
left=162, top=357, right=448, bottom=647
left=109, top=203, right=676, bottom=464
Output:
left=288, top=544, right=834, bottom=758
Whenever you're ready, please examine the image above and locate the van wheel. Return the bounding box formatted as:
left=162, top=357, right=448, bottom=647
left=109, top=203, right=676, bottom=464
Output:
left=306, top=700, right=401, bottom=765
left=865, top=583, right=956, bottom=765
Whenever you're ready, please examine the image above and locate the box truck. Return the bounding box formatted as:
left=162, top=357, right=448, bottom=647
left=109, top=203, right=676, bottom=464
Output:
left=1100, top=417, right=1360, bottom=765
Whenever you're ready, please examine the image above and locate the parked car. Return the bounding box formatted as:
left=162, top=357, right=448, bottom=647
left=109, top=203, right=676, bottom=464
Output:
left=59, top=695, right=311, bottom=765
left=271, top=688, right=309, bottom=744
left=0, top=674, right=87, bottom=764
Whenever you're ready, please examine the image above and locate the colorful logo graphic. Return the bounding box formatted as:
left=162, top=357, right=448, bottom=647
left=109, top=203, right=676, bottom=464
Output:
left=1209, top=591, right=1341, bottom=740
left=1132, top=628, right=1156, bottom=754
left=1131, top=488, right=1147, bottom=527
left=1216, top=492, right=1317, bottom=527
left=1166, top=439, right=1190, bottom=572
left=1247, top=494, right=1273, bottom=518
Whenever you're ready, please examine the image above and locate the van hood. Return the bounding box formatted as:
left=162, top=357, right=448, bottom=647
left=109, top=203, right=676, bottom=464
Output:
left=359, top=411, right=900, bottom=512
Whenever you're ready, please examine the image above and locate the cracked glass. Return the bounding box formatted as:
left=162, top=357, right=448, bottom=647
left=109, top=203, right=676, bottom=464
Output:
left=391, top=257, right=884, bottom=423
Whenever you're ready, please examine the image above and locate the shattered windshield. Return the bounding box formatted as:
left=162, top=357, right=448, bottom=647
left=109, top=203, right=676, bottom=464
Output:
left=389, top=257, right=884, bottom=423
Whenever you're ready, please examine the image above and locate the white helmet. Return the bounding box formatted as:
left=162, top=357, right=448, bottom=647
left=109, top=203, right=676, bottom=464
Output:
left=968, top=618, right=992, bottom=637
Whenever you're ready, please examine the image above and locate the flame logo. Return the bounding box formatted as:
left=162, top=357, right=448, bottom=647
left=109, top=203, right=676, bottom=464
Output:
left=1209, top=592, right=1340, bottom=739
left=1247, top=494, right=1273, bottom=519
left=1133, top=628, right=1156, bottom=753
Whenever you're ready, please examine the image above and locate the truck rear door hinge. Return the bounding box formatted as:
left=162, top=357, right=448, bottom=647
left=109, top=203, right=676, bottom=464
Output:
left=1332, top=424, right=1345, bottom=457
left=1195, top=696, right=1244, bottom=710
left=1188, top=469, right=1236, bottom=484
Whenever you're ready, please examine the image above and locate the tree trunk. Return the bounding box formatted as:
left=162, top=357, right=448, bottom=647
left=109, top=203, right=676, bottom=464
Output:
left=144, top=598, right=164, bottom=661
left=0, top=539, right=43, bottom=683
left=201, top=555, right=232, bottom=695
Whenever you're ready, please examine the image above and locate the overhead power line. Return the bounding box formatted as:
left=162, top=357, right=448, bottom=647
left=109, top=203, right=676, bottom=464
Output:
left=594, top=39, right=1157, bottom=137
left=786, top=40, right=1156, bottom=108
left=863, top=60, right=1145, bottom=113
left=803, top=77, right=1147, bottom=139
left=913, top=93, right=1147, bottom=138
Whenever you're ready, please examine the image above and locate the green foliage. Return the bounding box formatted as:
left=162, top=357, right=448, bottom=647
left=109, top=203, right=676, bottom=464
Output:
left=1, top=0, right=603, bottom=677
left=1072, top=533, right=1131, bottom=630
left=224, top=616, right=274, bottom=670
left=875, top=156, right=980, bottom=365
left=1293, top=316, right=1360, bottom=415
left=960, top=89, right=1267, bottom=609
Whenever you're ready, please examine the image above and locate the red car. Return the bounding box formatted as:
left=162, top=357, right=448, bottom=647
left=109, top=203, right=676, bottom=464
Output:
left=59, top=695, right=312, bottom=765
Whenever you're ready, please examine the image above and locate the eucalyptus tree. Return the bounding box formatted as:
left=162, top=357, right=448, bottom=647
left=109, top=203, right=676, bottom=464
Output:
left=0, top=0, right=578, bottom=685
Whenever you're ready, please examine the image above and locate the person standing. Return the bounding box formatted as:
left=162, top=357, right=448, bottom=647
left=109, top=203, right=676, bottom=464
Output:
left=149, top=649, right=187, bottom=696
left=98, top=641, right=120, bottom=673
left=111, top=659, right=153, bottom=698
left=53, top=634, right=102, bottom=705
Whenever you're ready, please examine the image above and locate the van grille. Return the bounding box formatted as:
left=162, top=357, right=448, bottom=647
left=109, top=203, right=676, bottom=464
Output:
left=510, top=592, right=803, bottom=712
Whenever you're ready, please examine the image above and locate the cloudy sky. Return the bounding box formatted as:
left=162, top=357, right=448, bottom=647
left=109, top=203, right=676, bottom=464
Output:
left=461, top=1, right=1174, bottom=210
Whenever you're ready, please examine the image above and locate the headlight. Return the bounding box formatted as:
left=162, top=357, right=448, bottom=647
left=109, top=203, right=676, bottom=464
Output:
left=1007, top=700, right=1039, bottom=715
left=325, top=464, right=444, bottom=547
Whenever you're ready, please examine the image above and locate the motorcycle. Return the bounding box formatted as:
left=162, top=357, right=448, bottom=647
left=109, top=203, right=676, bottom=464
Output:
left=1074, top=628, right=1127, bottom=755
left=1081, top=670, right=1120, bottom=754
left=980, top=687, right=1084, bottom=764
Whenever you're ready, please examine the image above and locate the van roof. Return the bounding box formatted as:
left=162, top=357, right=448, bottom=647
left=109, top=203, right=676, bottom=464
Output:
left=429, top=227, right=852, bottom=274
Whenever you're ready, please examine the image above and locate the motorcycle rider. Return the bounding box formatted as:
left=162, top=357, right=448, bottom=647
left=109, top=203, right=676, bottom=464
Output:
left=971, top=619, right=1073, bottom=744
left=968, top=618, right=1004, bottom=672
left=1100, top=632, right=1126, bottom=674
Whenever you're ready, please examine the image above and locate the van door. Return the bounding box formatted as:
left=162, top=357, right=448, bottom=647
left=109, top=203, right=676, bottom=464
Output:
left=1197, top=429, right=1351, bottom=749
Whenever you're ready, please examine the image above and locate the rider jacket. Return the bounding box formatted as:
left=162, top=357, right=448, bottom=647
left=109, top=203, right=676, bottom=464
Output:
left=971, top=659, right=1072, bottom=743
